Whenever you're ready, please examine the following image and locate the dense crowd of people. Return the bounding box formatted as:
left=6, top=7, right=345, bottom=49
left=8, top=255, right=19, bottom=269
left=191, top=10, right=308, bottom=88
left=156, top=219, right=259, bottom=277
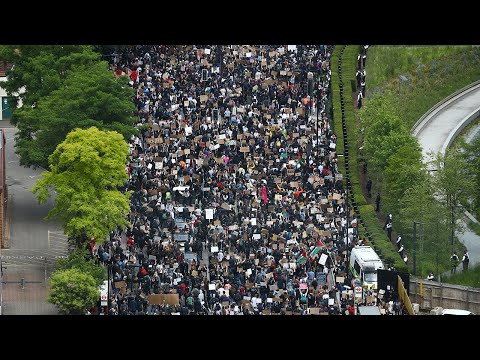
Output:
left=93, top=45, right=391, bottom=315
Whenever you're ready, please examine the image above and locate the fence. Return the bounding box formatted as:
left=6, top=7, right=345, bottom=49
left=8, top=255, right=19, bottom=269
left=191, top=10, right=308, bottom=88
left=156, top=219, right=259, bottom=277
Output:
left=409, top=278, right=480, bottom=314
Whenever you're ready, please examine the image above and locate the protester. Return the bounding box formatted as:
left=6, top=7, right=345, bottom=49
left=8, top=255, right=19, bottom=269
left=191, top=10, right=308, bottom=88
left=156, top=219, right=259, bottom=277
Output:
left=95, top=45, right=388, bottom=315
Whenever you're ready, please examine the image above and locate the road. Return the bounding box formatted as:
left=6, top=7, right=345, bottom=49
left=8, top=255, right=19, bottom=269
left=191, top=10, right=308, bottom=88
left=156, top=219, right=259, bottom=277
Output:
left=412, top=82, right=480, bottom=165
left=1, top=125, right=66, bottom=315
left=412, top=83, right=480, bottom=268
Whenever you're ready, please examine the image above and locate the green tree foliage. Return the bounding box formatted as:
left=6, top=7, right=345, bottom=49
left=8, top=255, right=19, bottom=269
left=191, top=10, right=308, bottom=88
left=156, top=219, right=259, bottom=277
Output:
left=383, top=145, right=425, bottom=217
left=32, top=127, right=131, bottom=243
left=360, top=94, right=420, bottom=173
left=399, top=179, right=451, bottom=276
left=462, top=135, right=480, bottom=215
left=431, top=148, right=475, bottom=230
left=55, top=249, right=107, bottom=286
left=0, top=45, right=100, bottom=109
left=14, top=60, right=136, bottom=168
left=48, top=268, right=99, bottom=314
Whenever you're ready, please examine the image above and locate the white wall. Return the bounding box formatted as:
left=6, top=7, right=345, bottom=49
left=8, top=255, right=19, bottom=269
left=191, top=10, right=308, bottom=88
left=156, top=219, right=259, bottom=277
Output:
left=0, top=76, right=24, bottom=121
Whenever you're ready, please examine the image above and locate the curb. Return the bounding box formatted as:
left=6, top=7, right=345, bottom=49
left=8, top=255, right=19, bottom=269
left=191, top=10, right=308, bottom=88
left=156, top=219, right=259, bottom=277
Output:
left=411, top=80, right=480, bottom=136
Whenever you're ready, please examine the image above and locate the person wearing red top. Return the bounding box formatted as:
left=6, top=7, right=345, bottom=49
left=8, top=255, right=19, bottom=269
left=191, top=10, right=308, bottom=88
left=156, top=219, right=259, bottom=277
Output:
left=180, top=282, right=187, bottom=296
left=348, top=304, right=355, bottom=315
left=140, top=267, right=147, bottom=276
left=130, top=69, right=138, bottom=82
left=127, top=236, right=135, bottom=247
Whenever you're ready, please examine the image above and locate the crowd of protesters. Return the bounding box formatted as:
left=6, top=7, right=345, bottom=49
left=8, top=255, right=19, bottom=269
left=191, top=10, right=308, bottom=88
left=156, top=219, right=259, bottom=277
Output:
left=91, top=45, right=392, bottom=315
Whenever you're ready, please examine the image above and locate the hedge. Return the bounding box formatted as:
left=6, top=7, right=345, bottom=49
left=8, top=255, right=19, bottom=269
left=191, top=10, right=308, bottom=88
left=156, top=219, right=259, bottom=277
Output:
left=330, top=45, right=407, bottom=272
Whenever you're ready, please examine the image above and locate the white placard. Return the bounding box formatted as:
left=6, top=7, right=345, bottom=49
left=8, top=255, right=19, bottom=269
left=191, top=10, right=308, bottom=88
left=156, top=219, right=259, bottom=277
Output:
left=204, top=48, right=211, bottom=55
left=206, top=209, right=214, bottom=220
left=253, top=234, right=261, bottom=240
left=209, top=284, right=216, bottom=290
left=246, top=268, right=252, bottom=276
left=328, top=298, right=335, bottom=305
left=250, top=218, right=257, bottom=226
left=211, top=246, right=219, bottom=253
left=318, top=253, right=328, bottom=266
left=267, top=298, right=273, bottom=303
left=185, top=126, right=192, bottom=136
left=287, top=45, right=297, bottom=52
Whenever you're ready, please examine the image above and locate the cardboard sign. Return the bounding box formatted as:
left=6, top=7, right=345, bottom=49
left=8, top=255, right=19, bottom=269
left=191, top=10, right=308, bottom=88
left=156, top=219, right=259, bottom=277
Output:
left=114, top=280, right=127, bottom=289
left=147, top=294, right=180, bottom=306
left=200, top=95, right=208, bottom=103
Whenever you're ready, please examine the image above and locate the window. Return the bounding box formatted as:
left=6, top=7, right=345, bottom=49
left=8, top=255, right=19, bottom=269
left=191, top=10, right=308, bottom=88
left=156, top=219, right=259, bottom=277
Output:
left=364, top=272, right=377, bottom=283
left=354, top=261, right=361, bottom=276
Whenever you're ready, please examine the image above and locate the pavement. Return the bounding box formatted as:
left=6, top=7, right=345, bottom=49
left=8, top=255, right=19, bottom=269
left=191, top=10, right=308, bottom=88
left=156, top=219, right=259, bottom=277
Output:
left=0, top=124, right=67, bottom=315
left=412, top=84, right=480, bottom=268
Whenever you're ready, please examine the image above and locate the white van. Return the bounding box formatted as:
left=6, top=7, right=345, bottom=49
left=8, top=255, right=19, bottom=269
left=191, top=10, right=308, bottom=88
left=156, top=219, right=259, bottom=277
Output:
left=349, top=246, right=384, bottom=290
left=442, top=309, right=475, bottom=315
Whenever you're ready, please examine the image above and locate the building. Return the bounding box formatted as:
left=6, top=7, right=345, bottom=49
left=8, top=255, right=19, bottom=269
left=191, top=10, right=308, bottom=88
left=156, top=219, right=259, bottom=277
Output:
left=0, top=63, right=13, bottom=121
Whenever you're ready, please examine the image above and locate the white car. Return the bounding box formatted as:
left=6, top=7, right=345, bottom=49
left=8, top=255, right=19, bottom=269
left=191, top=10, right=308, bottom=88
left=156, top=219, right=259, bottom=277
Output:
left=441, top=308, right=475, bottom=315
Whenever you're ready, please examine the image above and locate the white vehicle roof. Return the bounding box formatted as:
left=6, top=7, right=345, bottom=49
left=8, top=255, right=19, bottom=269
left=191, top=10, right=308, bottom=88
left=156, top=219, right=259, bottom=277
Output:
left=351, top=246, right=383, bottom=269
left=442, top=309, right=475, bottom=315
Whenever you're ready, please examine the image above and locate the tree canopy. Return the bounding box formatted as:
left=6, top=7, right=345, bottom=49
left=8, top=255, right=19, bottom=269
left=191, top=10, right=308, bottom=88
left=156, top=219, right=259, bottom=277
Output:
left=0, top=45, right=100, bottom=108
left=32, top=126, right=131, bottom=243
left=48, top=268, right=100, bottom=315
left=55, top=249, right=107, bottom=286
left=13, top=60, right=136, bottom=168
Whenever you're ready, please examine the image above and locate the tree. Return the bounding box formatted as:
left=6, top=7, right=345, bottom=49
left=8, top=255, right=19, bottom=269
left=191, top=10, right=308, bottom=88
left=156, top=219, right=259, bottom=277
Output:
left=0, top=45, right=100, bottom=109
left=431, top=148, right=475, bottom=238
left=14, top=60, right=136, bottom=168
left=55, top=249, right=107, bottom=286
left=399, top=178, right=451, bottom=276
left=32, top=127, right=131, bottom=245
left=462, top=136, right=480, bottom=216
left=48, top=268, right=99, bottom=315
left=383, top=145, right=425, bottom=217
left=363, top=112, right=419, bottom=172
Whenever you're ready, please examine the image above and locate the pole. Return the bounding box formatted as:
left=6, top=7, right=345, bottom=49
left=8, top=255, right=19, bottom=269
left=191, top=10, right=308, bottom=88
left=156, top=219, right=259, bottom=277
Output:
left=107, top=263, right=110, bottom=315
left=451, top=198, right=454, bottom=256
left=413, top=222, right=417, bottom=275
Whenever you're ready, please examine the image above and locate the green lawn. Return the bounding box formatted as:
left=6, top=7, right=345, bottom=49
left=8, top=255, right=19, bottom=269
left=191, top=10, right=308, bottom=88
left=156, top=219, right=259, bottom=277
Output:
left=367, top=46, right=471, bottom=92
left=366, top=46, right=480, bottom=130
left=443, top=263, right=480, bottom=287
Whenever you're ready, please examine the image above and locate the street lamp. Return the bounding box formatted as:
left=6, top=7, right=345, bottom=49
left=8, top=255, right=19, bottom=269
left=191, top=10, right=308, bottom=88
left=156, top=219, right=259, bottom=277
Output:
left=412, top=221, right=424, bottom=275
left=450, top=201, right=464, bottom=257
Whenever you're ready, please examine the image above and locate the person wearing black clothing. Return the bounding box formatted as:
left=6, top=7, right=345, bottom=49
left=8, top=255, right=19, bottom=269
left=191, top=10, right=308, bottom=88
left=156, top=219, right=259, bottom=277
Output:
left=462, top=250, right=470, bottom=271
left=366, top=179, right=372, bottom=198
left=383, top=214, right=393, bottom=241
left=375, top=193, right=381, bottom=212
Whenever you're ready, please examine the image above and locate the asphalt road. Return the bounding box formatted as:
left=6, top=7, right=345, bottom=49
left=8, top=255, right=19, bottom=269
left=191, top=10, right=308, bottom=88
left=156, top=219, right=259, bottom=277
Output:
left=1, top=126, right=66, bottom=314
left=412, top=85, right=480, bottom=268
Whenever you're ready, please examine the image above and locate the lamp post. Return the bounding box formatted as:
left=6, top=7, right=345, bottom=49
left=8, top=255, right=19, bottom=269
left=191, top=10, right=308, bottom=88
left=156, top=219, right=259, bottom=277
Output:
left=412, top=221, right=423, bottom=275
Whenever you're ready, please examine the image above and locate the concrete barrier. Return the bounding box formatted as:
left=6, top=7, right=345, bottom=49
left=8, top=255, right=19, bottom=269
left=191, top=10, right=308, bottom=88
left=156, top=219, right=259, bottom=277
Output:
left=440, top=107, right=480, bottom=154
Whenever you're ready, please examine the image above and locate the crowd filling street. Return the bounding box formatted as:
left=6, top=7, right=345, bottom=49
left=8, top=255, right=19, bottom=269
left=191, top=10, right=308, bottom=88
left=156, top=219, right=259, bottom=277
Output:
left=91, top=45, right=403, bottom=315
